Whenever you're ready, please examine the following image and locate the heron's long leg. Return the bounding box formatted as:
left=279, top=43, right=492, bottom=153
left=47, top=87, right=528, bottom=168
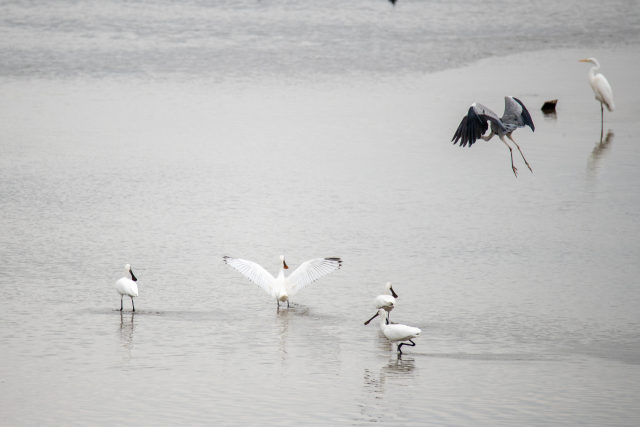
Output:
left=507, top=133, right=532, bottom=172
left=601, top=103, right=604, bottom=140
left=287, top=301, right=290, bottom=308
left=120, top=296, right=123, bottom=311
left=499, top=136, right=518, bottom=177
left=131, top=297, right=135, bottom=312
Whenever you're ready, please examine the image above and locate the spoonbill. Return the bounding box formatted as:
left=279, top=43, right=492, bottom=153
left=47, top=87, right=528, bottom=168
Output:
left=115, top=264, right=138, bottom=312
left=367, top=308, right=421, bottom=354
left=579, top=58, right=615, bottom=137
left=223, top=255, right=342, bottom=308
left=364, top=282, right=398, bottom=325
left=452, top=96, right=535, bottom=177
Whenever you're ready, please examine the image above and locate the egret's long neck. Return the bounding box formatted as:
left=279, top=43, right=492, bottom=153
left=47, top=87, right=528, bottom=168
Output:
left=125, top=269, right=132, bottom=280
left=588, top=65, right=598, bottom=82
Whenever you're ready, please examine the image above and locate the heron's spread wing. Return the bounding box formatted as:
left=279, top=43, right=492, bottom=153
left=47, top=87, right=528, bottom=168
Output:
left=223, top=256, right=276, bottom=296
left=502, top=96, right=535, bottom=132
left=451, top=103, right=504, bottom=147
left=286, top=257, right=342, bottom=296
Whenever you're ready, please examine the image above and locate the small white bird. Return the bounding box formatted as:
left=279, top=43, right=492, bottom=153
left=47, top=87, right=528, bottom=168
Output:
left=579, top=58, right=615, bottom=133
left=223, top=255, right=342, bottom=308
left=364, top=282, right=398, bottom=325
left=369, top=308, right=421, bottom=354
left=115, top=264, right=138, bottom=312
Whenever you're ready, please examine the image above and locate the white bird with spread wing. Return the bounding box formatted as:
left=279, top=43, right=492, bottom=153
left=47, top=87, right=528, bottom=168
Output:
left=223, top=255, right=342, bottom=308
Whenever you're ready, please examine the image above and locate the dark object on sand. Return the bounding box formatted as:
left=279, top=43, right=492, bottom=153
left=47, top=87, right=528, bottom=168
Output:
left=541, top=100, right=557, bottom=113
left=389, top=0, right=397, bottom=4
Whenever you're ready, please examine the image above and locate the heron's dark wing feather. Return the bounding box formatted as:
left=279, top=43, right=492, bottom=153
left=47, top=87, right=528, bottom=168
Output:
left=452, top=104, right=502, bottom=147
left=502, top=96, right=535, bottom=131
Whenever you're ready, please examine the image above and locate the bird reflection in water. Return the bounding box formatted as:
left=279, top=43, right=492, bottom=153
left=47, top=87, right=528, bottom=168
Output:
left=363, top=356, right=416, bottom=396
left=119, top=311, right=135, bottom=368
left=587, top=130, right=614, bottom=179
left=276, top=306, right=291, bottom=361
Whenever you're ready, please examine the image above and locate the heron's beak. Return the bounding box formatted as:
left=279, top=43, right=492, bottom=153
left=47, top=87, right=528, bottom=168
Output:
left=364, top=312, right=379, bottom=325
left=284, top=260, right=289, bottom=269
left=390, top=287, right=398, bottom=298
left=130, top=269, right=137, bottom=282
left=578, top=59, right=589, bottom=62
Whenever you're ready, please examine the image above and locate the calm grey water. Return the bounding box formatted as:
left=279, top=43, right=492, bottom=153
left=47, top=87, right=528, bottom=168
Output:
left=1, top=1, right=640, bottom=426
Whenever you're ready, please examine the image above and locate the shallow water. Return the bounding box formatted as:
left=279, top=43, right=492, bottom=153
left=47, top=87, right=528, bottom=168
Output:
left=1, top=1, right=640, bottom=426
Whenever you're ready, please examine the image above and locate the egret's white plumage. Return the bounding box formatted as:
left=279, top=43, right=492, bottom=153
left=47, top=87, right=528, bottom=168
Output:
left=115, top=264, right=138, bottom=312
left=364, top=282, right=398, bottom=325
left=580, top=58, right=615, bottom=134
left=376, top=308, right=421, bottom=354
left=223, top=255, right=342, bottom=307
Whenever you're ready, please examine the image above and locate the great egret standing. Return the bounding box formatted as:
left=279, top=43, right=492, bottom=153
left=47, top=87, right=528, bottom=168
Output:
left=115, top=264, right=138, bottom=312
left=579, top=58, right=615, bottom=138
left=223, top=255, right=342, bottom=308
left=364, top=282, right=398, bottom=325
left=451, top=96, right=535, bottom=177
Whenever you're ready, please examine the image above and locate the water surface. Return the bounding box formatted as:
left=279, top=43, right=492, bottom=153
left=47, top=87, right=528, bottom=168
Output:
left=1, top=1, right=640, bottom=426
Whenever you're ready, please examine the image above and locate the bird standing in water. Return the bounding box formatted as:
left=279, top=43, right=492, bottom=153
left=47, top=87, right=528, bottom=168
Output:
left=115, top=264, right=138, bottom=312
left=368, top=308, right=421, bottom=354
left=364, top=282, right=398, bottom=325
left=579, top=58, right=615, bottom=139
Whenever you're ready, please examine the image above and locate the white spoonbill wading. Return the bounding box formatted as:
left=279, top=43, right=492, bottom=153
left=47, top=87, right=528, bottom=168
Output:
left=368, top=308, right=421, bottom=354
left=579, top=58, right=615, bottom=137
left=452, top=96, right=535, bottom=177
left=364, top=282, right=398, bottom=325
left=115, top=264, right=138, bottom=312
left=223, top=255, right=342, bottom=308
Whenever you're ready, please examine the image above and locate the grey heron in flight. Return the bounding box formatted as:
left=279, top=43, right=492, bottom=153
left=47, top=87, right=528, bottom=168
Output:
left=451, top=96, right=535, bottom=177
left=579, top=58, right=614, bottom=138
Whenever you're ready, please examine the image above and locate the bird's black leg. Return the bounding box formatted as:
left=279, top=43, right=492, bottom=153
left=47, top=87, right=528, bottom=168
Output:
left=287, top=301, right=290, bottom=308
left=500, top=136, right=517, bottom=177
left=397, top=340, right=416, bottom=354
left=601, top=103, right=604, bottom=140
left=131, top=297, right=135, bottom=312
left=507, top=133, right=532, bottom=172
left=120, top=296, right=123, bottom=311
